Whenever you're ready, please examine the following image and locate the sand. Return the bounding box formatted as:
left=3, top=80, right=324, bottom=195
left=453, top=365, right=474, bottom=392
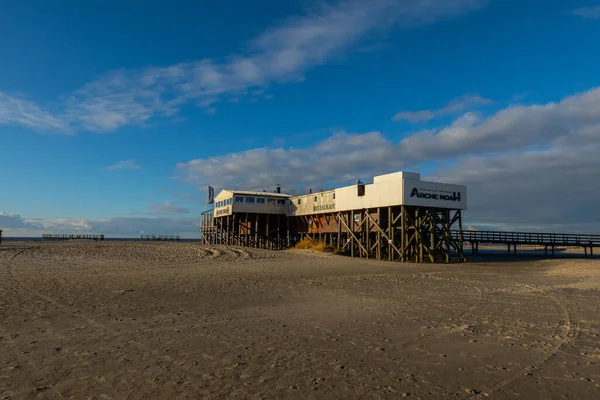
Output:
left=1, top=242, right=599, bottom=399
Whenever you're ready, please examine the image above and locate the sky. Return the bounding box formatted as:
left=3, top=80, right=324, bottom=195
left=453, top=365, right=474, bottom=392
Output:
left=1, top=0, right=600, bottom=238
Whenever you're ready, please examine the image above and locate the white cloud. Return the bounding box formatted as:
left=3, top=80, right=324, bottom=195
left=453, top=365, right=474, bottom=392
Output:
left=0, top=92, right=72, bottom=133
left=0, top=212, right=43, bottom=229
left=177, top=85, right=600, bottom=232
left=105, top=160, right=142, bottom=171
left=204, top=107, right=217, bottom=115
left=393, top=93, right=492, bottom=122
left=145, top=201, right=190, bottom=215
left=1, top=213, right=199, bottom=238
left=177, top=131, right=400, bottom=193
left=0, top=0, right=490, bottom=133
left=572, top=6, right=600, bottom=20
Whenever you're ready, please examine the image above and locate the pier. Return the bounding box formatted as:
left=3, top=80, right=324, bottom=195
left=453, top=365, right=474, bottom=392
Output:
left=140, top=235, right=181, bottom=242
left=42, top=234, right=105, bottom=241
left=456, top=230, right=600, bottom=257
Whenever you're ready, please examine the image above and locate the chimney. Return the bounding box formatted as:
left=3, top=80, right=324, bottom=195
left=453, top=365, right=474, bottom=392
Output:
left=276, top=184, right=281, bottom=193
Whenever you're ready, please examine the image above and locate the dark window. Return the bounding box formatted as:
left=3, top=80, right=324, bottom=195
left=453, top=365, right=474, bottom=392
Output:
left=357, top=184, right=365, bottom=197
left=297, top=199, right=301, bottom=205
left=314, top=196, right=317, bottom=203
left=235, top=197, right=244, bottom=203
left=267, top=198, right=276, bottom=204
left=277, top=199, right=285, bottom=205
left=256, top=197, right=266, bottom=204
left=245, top=197, right=256, bottom=203
left=333, top=193, right=336, bottom=200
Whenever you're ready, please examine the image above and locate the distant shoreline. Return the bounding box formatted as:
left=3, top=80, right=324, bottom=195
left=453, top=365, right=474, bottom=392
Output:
left=1, top=236, right=200, bottom=242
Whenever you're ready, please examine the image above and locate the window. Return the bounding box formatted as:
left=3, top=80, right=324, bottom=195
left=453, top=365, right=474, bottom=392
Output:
left=227, top=198, right=232, bottom=205
left=277, top=199, right=285, bottom=205
left=235, top=197, right=244, bottom=203
left=333, top=193, right=336, bottom=200
left=267, top=198, right=276, bottom=205
left=314, top=196, right=317, bottom=203
left=297, top=199, right=301, bottom=205
left=256, top=197, right=266, bottom=204
left=245, top=197, right=256, bottom=203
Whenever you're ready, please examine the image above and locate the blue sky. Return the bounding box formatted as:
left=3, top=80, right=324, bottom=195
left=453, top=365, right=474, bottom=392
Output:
left=1, top=0, right=600, bottom=237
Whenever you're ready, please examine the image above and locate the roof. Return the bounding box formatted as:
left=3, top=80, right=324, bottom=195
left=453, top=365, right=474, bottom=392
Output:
left=222, top=190, right=292, bottom=198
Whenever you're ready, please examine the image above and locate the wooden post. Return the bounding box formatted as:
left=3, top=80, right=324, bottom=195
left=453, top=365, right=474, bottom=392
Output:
left=416, top=209, right=422, bottom=263
left=430, top=210, right=436, bottom=262
left=458, top=210, right=464, bottom=257
left=337, top=214, right=342, bottom=250
left=388, top=207, right=392, bottom=261
left=376, top=208, right=381, bottom=260
left=286, top=217, right=290, bottom=248
left=255, top=214, right=259, bottom=248
left=401, top=207, right=407, bottom=262
left=266, top=213, right=270, bottom=250
left=350, top=211, right=355, bottom=258
left=277, top=214, right=281, bottom=250
left=245, top=213, right=249, bottom=247
left=365, top=210, right=370, bottom=259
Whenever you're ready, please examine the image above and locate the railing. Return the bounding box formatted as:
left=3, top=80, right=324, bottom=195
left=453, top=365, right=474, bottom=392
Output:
left=42, top=234, right=104, bottom=241
left=140, top=235, right=181, bottom=242
left=453, top=230, right=600, bottom=247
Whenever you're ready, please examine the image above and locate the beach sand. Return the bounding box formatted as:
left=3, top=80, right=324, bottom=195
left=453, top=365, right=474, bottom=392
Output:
left=1, top=242, right=599, bottom=399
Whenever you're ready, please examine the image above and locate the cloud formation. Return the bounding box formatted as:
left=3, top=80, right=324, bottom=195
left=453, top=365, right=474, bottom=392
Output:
left=1, top=214, right=199, bottom=238
left=177, top=86, right=600, bottom=232
left=105, top=160, right=142, bottom=171
left=5, top=83, right=600, bottom=236
left=0, top=212, right=43, bottom=230
left=0, top=0, right=490, bottom=133
left=572, top=6, right=600, bottom=20
left=0, top=92, right=72, bottom=132
left=393, top=94, right=492, bottom=122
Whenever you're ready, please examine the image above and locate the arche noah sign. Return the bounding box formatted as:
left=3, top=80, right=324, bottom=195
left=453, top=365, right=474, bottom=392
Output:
left=410, top=188, right=461, bottom=202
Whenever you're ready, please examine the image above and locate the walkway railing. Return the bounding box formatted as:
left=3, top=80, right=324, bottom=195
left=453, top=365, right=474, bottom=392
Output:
left=140, top=235, right=181, bottom=242
left=453, top=230, right=600, bottom=247
left=42, top=234, right=104, bottom=241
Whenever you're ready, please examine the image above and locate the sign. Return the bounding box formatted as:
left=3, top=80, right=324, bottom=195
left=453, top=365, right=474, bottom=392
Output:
left=403, top=179, right=467, bottom=210
left=215, top=207, right=230, bottom=216
left=313, top=203, right=335, bottom=212
left=410, top=188, right=461, bottom=202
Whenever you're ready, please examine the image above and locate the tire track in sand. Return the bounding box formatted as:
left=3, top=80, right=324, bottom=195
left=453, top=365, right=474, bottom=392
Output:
left=461, top=283, right=579, bottom=399
left=4, top=246, right=216, bottom=398
left=0, top=247, right=65, bottom=400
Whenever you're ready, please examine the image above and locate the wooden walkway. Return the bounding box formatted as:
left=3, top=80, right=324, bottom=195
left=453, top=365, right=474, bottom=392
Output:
left=140, top=235, right=181, bottom=242
left=454, top=230, right=600, bottom=256
left=42, top=234, right=105, bottom=241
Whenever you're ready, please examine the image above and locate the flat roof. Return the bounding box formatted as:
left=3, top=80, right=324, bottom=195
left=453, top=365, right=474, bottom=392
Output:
left=225, top=190, right=292, bottom=198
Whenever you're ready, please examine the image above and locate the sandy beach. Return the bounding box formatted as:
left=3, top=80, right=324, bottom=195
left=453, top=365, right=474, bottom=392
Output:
left=1, top=242, right=599, bottom=399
